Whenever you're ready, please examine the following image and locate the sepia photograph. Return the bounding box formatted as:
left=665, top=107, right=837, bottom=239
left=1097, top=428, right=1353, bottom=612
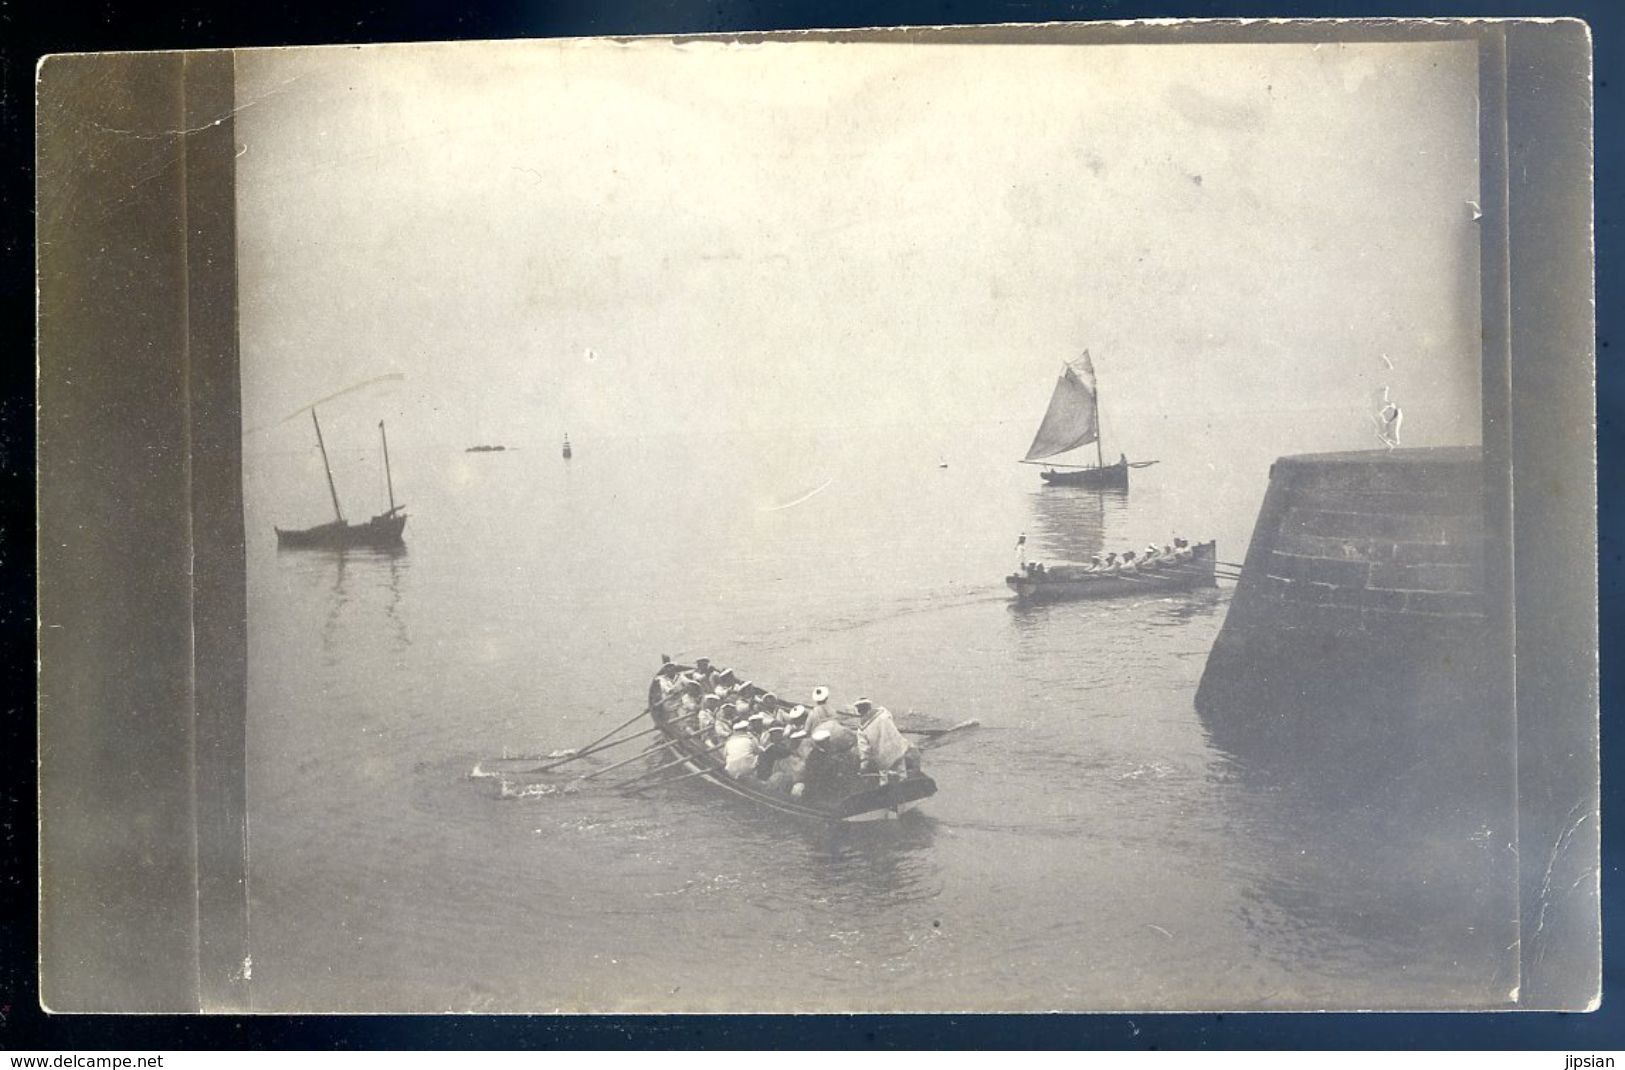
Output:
left=33, top=18, right=1598, bottom=1024
left=233, top=33, right=1501, bottom=1012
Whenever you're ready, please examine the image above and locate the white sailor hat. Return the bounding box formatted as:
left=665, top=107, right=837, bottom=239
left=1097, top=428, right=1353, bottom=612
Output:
left=748, top=711, right=771, bottom=724
left=812, top=686, right=830, bottom=703
left=695, top=656, right=712, bottom=667
left=732, top=720, right=752, bottom=731
left=733, top=699, right=752, bottom=713
left=854, top=697, right=873, bottom=712
left=787, top=705, right=808, bottom=721
left=810, top=724, right=834, bottom=743
left=788, top=728, right=809, bottom=741
left=717, top=668, right=737, bottom=681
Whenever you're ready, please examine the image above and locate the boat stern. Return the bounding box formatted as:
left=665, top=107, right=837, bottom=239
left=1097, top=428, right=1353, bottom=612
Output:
left=1006, top=573, right=1037, bottom=600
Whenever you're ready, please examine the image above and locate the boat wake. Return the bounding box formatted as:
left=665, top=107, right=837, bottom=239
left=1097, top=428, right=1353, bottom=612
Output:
left=800, top=587, right=1009, bottom=639
left=496, top=778, right=580, bottom=800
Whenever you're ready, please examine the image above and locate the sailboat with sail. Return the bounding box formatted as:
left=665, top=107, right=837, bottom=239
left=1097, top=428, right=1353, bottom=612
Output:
left=1020, top=350, right=1149, bottom=488
left=275, top=410, right=408, bottom=550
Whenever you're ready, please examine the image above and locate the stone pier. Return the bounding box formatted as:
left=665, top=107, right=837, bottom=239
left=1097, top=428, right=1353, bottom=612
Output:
left=1196, top=447, right=1512, bottom=802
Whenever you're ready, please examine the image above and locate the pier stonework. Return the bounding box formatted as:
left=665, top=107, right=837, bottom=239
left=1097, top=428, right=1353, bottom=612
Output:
left=1196, top=447, right=1512, bottom=801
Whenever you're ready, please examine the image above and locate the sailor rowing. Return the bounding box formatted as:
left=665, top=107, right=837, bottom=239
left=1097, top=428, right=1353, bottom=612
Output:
left=1006, top=537, right=1221, bottom=603
left=642, top=659, right=940, bottom=821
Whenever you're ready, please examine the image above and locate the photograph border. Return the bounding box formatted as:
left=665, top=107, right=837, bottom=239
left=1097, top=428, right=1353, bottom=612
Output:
left=14, top=0, right=1609, bottom=1049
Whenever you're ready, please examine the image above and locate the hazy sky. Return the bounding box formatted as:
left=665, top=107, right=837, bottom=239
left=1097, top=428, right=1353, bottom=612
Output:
left=236, top=36, right=1482, bottom=450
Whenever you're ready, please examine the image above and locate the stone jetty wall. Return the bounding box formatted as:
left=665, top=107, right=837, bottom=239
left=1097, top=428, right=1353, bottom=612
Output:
left=1196, top=447, right=1511, bottom=798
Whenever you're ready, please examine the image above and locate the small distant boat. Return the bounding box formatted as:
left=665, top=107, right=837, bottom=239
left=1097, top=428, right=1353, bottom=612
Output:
left=1006, top=541, right=1218, bottom=602
left=1019, top=350, right=1153, bottom=488
left=275, top=410, right=406, bottom=550
left=562, top=434, right=572, bottom=460
left=465, top=444, right=507, bottom=453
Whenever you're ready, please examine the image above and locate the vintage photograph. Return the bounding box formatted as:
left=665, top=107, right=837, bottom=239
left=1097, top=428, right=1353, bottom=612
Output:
left=36, top=18, right=1599, bottom=1025
left=224, top=33, right=1516, bottom=1013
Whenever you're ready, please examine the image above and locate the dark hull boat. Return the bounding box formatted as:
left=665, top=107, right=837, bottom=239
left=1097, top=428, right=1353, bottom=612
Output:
left=1020, top=350, right=1152, bottom=487
left=1038, top=457, right=1130, bottom=488
left=275, top=509, right=406, bottom=550
left=647, top=669, right=937, bottom=822
left=1007, top=540, right=1219, bottom=602
left=276, top=409, right=408, bottom=551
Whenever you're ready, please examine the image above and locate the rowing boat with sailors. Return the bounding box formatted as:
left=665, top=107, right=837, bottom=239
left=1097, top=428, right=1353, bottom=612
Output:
left=1006, top=537, right=1220, bottom=602
left=642, top=659, right=945, bottom=821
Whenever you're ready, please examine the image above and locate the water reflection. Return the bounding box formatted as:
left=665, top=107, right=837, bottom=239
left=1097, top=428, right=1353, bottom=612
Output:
left=275, top=546, right=412, bottom=662
left=1145, top=587, right=1228, bottom=626
left=799, top=813, right=943, bottom=911
left=1207, top=738, right=1519, bottom=1005
left=1023, top=486, right=1125, bottom=562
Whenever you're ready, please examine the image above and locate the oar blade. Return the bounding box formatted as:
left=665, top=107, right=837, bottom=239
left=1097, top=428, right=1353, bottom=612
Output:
left=917, top=719, right=982, bottom=751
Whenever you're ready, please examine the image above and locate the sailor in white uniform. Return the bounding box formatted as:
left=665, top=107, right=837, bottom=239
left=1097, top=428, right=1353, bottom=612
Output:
left=723, top=720, right=760, bottom=779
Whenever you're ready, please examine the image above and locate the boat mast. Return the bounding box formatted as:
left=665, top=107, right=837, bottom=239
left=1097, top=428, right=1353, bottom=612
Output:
left=312, top=408, right=345, bottom=523
left=378, top=419, right=396, bottom=513
left=1088, top=358, right=1105, bottom=470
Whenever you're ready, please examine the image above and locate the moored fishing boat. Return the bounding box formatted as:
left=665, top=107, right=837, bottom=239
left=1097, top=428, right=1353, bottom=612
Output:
left=645, top=667, right=938, bottom=822
left=275, top=411, right=408, bottom=550
left=1007, top=540, right=1219, bottom=602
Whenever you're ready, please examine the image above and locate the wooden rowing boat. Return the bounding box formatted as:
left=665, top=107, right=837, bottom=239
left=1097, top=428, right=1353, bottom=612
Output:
left=1006, top=540, right=1219, bottom=602
left=645, top=669, right=937, bottom=822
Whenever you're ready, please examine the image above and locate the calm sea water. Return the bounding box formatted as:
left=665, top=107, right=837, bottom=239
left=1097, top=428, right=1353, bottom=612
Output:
left=242, top=409, right=1514, bottom=1012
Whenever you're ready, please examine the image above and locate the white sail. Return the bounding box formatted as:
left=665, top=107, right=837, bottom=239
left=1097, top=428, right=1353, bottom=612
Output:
left=1023, top=355, right=1100, bottom=462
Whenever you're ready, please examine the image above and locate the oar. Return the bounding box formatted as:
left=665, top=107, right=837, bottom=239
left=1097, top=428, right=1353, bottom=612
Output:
left=917, top=719, right=982, bottom=750
left=525, top=705, right=652, bottom=773
left=519, top=706, right=704, bottom=775
left=621, top=762, right=721, bottom=796
left=501, top=709, right=704, bottom=775
left=614, top=738, right=729, bottom=792
left=576, top=736, right=686, bottom=782
left=901, top=718, right=980, bottom=738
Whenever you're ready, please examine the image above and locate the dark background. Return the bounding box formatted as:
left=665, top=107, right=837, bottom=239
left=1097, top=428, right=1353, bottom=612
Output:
left=5, top=0, right=1617, bottom=1050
